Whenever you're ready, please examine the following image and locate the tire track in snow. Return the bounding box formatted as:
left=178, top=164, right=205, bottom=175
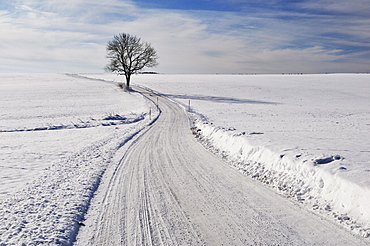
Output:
left=75, top=87, right=368, bottom=245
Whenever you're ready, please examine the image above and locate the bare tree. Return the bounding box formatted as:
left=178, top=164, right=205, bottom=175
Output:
left=106, top=33, right=158, bottom=89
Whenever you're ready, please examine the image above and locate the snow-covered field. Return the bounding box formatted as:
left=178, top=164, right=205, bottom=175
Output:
left=85, top=73, right=370, bottom=237
left=0, top=74, right=156, bottom=244
left=1, top=73, right=369, bottom=244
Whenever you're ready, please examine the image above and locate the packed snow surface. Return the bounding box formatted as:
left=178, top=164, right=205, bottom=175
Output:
left=85, top=73, right=370, bottom=237
left=0, top=74, right=156, bottom=244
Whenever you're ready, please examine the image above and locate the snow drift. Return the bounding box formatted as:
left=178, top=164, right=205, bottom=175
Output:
left=191, top=119, right=370, bottom=237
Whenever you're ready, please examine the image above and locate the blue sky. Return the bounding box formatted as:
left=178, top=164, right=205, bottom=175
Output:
left=0, top=0, right=369, bottom=73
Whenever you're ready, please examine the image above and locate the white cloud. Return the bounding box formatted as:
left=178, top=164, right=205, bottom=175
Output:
left=0, top=0, right=369, bottom=73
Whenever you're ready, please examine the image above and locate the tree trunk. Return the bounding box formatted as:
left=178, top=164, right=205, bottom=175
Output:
left=125, top=74, right=131, bottom=90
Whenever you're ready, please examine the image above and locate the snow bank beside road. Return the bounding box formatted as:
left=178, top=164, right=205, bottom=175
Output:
left=191, top=120, right=370, bottom=237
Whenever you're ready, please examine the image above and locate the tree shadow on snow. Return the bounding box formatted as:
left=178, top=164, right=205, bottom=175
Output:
left=162, top=93, right=279, bottom=105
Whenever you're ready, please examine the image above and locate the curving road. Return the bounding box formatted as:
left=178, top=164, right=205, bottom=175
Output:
left=76, top=88, right=367, bottom=245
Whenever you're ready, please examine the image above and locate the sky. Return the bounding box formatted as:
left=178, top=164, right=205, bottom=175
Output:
left=0, top=0, right=370, bottom=74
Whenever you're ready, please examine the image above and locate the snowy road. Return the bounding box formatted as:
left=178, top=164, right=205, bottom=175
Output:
left=76, top=88, right=367, bottom=245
